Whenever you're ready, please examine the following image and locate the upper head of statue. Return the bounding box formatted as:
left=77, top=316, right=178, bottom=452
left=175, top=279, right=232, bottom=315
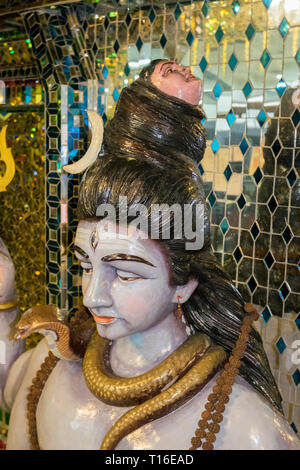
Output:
left=141, top=58, right=202, bottom=105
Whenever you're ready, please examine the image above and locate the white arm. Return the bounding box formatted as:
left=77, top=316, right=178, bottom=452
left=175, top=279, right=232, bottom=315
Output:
left=0, top=238, right=25, bottom=411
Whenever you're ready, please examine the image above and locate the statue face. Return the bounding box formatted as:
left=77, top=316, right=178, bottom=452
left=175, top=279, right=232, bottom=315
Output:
left=150, top=60, right=202, bottom=105
left=74, top=220, right=177, bottom=340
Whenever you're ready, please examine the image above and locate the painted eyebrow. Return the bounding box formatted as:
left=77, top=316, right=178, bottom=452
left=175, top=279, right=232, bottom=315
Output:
left=101, top=253, right=155, bottom=267
left=74, top=245, right=89, bottom=259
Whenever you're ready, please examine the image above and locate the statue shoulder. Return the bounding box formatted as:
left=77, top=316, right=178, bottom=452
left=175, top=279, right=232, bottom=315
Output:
left=217, top=376, right=300, bottom=450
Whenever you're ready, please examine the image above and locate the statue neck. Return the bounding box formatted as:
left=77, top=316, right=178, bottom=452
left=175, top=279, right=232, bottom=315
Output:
left=110, top=313, right=188, bottom=377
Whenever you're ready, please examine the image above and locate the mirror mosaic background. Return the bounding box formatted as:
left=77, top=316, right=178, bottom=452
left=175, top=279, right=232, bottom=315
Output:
left=0, top=0, right=299, bottom=443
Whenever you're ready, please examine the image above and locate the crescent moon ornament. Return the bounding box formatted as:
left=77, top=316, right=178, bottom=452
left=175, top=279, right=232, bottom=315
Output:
left=63, top=110, right=104, bottom=174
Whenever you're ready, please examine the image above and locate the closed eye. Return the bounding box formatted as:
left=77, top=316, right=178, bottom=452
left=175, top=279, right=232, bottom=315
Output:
left=117, top=270, right=144, bottom=282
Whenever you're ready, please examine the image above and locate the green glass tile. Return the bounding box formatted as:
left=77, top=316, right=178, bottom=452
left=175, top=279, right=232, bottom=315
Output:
left=160, top=33, right=167, bottom=49
left=279, top=17, right=289, bottom=38
left=257, top=109, right=267, bottom=127
left=296, top=48, right=300, bottom=66
left=260, top=49, right=271, bottom=69
left=263, top=0, right=272, bottom=8
left=199, top=56, right=208, bottom=72
left=246, top=23, right=255, bottom=41
left=202, top=0, right=210, bottom=17
left=228, top=53, right=238, bottom=71
left=215, top=26, right=224, bottom=43
left=174, top=4, right=182, bottom=21
left=232, top=0, right=240, bottom=15
left=186, top=31, right=194, bottom=46
left=243, top=81, right=253, bottom=98
left=148, top=7, right=156, bottom=24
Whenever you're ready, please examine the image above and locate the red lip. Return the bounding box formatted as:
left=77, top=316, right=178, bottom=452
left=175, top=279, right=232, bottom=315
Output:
left=92, top=314, right=116, bottom=324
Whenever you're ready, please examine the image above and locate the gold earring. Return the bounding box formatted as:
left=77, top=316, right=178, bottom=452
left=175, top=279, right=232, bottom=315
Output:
left=174, top=295, right=183, bottom=320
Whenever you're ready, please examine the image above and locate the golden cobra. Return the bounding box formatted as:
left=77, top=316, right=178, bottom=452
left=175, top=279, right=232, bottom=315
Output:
left=83, top=331, right=227, bottom=450
left=15, top=305, right=227, bottom=450
left=14, top=305, right=80, bottom=361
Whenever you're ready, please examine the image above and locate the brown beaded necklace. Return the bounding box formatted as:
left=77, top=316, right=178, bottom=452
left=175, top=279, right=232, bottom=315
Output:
left=189, top=303, right=259, bottom=450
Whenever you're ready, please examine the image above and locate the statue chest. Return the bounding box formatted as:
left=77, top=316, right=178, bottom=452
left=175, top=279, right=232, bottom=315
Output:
left=36, top=358, right=208, bottom=450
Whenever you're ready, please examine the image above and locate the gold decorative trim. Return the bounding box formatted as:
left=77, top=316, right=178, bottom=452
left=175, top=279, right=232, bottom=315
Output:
left=0, top=297, right=18, bottom=311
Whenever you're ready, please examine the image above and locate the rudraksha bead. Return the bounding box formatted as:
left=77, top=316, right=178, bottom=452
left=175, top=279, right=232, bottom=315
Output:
left=202, top=441, right=214, bottom=450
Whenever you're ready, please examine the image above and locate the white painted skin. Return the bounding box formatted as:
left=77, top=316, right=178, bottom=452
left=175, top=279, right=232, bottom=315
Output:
left=3, top=221, right=300, bottom=449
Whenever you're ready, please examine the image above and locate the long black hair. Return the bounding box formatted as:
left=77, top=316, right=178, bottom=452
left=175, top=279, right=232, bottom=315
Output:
left=77, top=60, right=282, bottom=412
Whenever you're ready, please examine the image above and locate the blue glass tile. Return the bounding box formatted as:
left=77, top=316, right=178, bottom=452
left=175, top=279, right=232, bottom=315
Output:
left=213, top=82, right=222, bottom=100
left=276, top=78, right=287, bottom=97
left=226, top=109, right=236, bottom=127
left=220, top=218, right=229, bottom=234
left=104, top=16, right=109, bottom=30
left=268, top=195, right=278, bottom=213
left=250, top=221, right=260, bottom=240
left=148, top=8, right=156, bottom=24
left=224, top=165, right=232, bottom=181
left=186, top=31, right=194, bottom=46
left=272, top=139, right=282, bottom=156
left=279, top=18, right=289, bottom=38
left=211, top=137, right=220, bottom=154
left=264, top=251, right=275, bottom=269
left=232, top=0, right=240, bottom=14
left=292, top=369, right=300, bottom=386
left=279, top=281, right=290, bottom=300
left=201, top=117, right=207, bottom=125
left=242, top=81, right=253, bottom=98
left=261, top=306, right=271, bottom=323
left=198, top=163, right=204, bottom=175
left=263, top=0, right=272, bottom=8
left=237, top=193, right=246, bottom=209
left=282, top=225, right=292, bottom=244
left=124, top=63, right=130, bottom=76
left=136, top=36, right=143, bottom=52
left=112, top=88, right=119, bottom=102
left=248, top=276, right=257, bottom=293
left=292, top=108, right=300, bottom=127
left=240, top=137, right=249, bottom=155
left=253, top=167, right=263, bottom=184
left=102, top=65, right=108, bottom=79
left=296, top=48, right=300, bottom=66
left=160, top=33, right=167, bottom=49
left=199, top=56, right=208, bottom=72
left=202, top=0, right=210, bottom=17
left=228, top=53, right=238, bottom=71
left=125, top=13, right=132, bottom=27
left=276, top=337, right=287, bottom=354
left=208, top=191, right=216, bottom=207
left=174, top=4, right=182, bottom=21
left=295, top=314, right=300, bottom=331
left=113, top=40, right=120, bottom=54
left=257, top=109, right=267, bottom=127
left=291, top=422, right=298, bottom=434
left=102, top=112, right=107, bottom=125
left=215, top=26, right=224, bottom=43
left=260, top=49, right=271, bottom=69
left=246, top=23, right=255, bottom=41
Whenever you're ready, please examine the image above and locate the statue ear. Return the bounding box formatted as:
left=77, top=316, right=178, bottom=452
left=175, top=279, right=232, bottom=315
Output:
left=172, top=278, right=198, bottom=304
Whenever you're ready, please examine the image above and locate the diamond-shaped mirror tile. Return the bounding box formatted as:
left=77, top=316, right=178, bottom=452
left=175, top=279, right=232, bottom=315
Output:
left=213, top=82, right=222, bottom=100
left=211, top=137, right=220, bottom=154
left=208, top=191, right=216, bottom=207
left=112, top=88, right=119, bottom=102
left=224, top=165, right=232, bottom=181
left=250, top=221, right=260, bottom=240
left=215, top=26, right=224, bottom=43
left=248, top=276, right=257, bottom=293
left=287, top=168, right=297, bottom=187
left=292, top=109, right=300, bottom=127
left=243, top=81, right=253, bottom=98
left=246, top=23, right=255, bottom=41
left=220, top=218, right=229, bottom=234
left=232, top=0, right=240, bottom=15
left=226, top=109, right=236, bottom=127
left=279, top=281, right=290, bottom=300
left=292, top=369, right=300, bottom=386
left=264, top=251, right=275, bottom=269
left=260, top=49, right=271, bottom=69
left=296, top=48, right=300, bottom=66
left=228, top=53, right=238, bottom=71
left=279, top=18, right=289, bottom=38
left=276, top=337, right=287, bottom=354
left=253, top=167, right=263, bottom=184
left=148, top=8, right=156, bottom=24
left=199, top=56, right=208, bottom=72
left=186, top=31, right=194, bottom=46
left=124, top=63, right=130, bottom=76
left=102, top=65, right=108, bottom=79
left=202, top=0, right=210, bottom=17
left=160, top=33, right=167, bottom=49
left=237, top=193, right=246, bottom=209
left=263, top=0, right=272, bottom=8
left=257, top=109, right=267, bottom=127
left=267, top=195, right=278, bottom=213
left=136, top=36, right=143, bottom=52
left=125, top=13, right=132, bottom=27
left=104, top=16, right=109, bottom=30
left=276, top=78, right=287, bottom=98
left=282, top=225, right=292, bottom=244
left=174, top=4, right=182, bottom=21
left=272, top=139, right=282, bottom=157
left=113, top=40, right=120, bottom=54
left=240, top=137, right=249, bottom=155
left=261, top=306, right=271, bottom=323
left=233, top=246, right=243, bottom=263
